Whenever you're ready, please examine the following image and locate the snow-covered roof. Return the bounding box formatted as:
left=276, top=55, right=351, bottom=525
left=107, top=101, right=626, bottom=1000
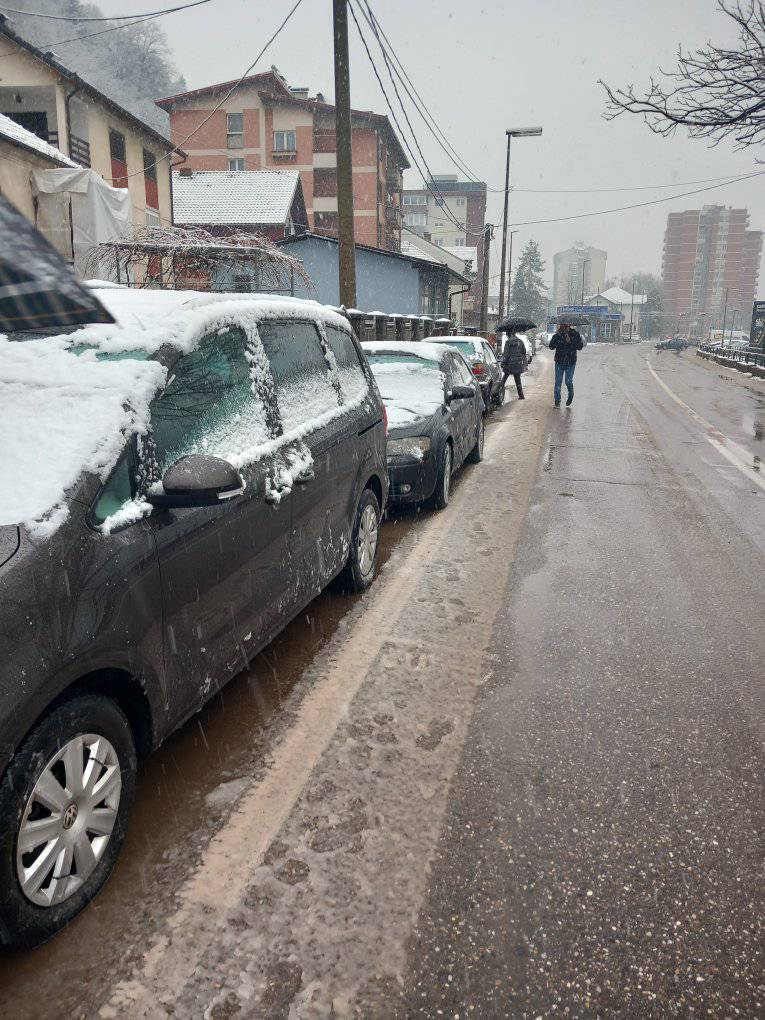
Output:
left=1, top=287, right=350, bottom=535
left=361, top=340, right=446, bottom=363
left=400, top=238, right=442, bottom=265
left=172, top=170, right=301, bottom=225
left=445, top=246, right=478, bottom=268
left=587, top=287, right=647, bottom=306
left=0, top=112, right=75, bottom=167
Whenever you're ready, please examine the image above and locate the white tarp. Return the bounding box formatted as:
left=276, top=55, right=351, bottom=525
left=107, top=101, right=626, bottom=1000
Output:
left=31, top=168, right=132, bottom=276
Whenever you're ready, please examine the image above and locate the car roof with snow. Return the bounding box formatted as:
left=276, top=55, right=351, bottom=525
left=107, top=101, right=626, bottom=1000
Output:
left=0, top=287, right=352, bottom=537
left=360, top=341, right=449, bottom=363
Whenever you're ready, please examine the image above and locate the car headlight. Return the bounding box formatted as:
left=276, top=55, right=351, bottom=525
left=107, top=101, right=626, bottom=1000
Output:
left=387, top=436, right=431, bottom=457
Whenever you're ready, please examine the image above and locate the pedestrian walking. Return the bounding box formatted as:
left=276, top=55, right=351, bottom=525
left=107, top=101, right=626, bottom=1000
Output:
left=501, top=331, right=528, bottom=400
left=549, top=321, right=584, bottom=407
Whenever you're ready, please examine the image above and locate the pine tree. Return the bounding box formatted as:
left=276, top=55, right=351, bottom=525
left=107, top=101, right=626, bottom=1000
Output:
left=510, top=240, right=547, bottom=323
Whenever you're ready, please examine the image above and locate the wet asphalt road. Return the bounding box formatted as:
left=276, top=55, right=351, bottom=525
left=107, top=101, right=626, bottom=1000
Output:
left=398, top=346, right=765, bottom=1018
left=0, top=346, right=763, bottom=1018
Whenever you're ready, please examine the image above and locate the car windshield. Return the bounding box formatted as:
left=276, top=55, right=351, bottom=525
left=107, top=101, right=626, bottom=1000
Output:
left=366, top=354, right=445, bottom=426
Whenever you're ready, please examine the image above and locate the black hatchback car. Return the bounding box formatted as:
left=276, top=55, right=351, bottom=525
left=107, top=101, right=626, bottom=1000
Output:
left=362, top=341, right=484, bottom=509
left=0, top=289, right=387, bottom=948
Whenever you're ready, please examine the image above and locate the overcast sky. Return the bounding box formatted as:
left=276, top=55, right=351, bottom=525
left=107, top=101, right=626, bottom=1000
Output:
left=101, top=0, right=765, bottom=292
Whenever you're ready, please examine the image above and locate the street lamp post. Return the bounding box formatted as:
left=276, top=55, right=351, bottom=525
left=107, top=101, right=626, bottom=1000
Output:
left=496, top=127, right=542, bottom=326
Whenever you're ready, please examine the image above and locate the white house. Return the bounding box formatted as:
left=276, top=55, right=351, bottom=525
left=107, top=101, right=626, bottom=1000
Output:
left=585, top=286, right=647, bottom=340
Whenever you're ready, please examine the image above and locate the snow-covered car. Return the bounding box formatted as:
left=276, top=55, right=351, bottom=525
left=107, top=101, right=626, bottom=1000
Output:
left=0, top=288, right=388, bottom=949
left=362, top=341, right=484, bottom=509
left=427, top=336, right=504, bottom=410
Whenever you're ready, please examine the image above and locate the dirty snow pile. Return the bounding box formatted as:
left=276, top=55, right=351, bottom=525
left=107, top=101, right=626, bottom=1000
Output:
left=0, top=337, right=165, bottom=536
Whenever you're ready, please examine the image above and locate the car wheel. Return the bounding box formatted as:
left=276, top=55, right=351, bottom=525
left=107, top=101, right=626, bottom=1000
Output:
left=339, top=488, right=381, bottom=593
left=466, top=414, right=484, bottom=464
left=0, top=695, right=136, bottom=950
left=431, top=442, right=452, bottom=510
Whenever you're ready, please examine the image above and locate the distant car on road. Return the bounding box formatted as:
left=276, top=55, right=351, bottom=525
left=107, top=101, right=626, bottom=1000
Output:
left=656, top=337, right=688, bottom=351
left=427, top=336, right=504, bottom=410
left=362, top=341, right=484, bottom=510
left=0, top=288, right=388, bottom=949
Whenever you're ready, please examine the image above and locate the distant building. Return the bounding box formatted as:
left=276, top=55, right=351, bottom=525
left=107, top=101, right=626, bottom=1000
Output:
left=585, top=287, right=648, bottom=340
left=662, top=205, right=763, bottom=335
left=0, top=15, right=178, bottom=228
left=402, top=175, right=487, bottom=324
left=156, top=68, right=408, bottom=251
left=400, top=228, right=476, bottom=325
left=553, top=243, right=607, bottom=310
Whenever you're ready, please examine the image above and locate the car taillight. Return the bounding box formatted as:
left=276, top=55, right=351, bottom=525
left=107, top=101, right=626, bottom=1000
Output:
left=472, top=364, right=485, bottom=375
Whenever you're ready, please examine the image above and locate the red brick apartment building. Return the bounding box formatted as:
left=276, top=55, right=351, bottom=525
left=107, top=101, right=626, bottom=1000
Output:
left=156, top=69, right=409, bottom=251
left=662, top=205, right=763, bottom=334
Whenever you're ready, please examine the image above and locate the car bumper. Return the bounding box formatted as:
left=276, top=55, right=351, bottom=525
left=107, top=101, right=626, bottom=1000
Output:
left=387, top=454, right=437, bottom=503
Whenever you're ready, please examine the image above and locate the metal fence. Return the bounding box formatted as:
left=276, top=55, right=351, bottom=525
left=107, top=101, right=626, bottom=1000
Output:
left=698, top=343, right=765, bottom=369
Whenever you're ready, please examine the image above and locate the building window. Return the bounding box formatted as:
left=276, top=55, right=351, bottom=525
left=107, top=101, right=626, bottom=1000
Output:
left=143, top=148, right=159, bottom=211
left=273, top=129, right=296, bottom=153
left=455, top=237, right=465, bottom=246
left=404, top=213, right=426, bottom=227
left=146, top=208, right=161, bottom=227
left=109, top=128, right=127, bottom=187
left=402, top=194, right=427, bottom=206
left=455, top=197, right=466, bottom=206
left=227, top=112, right=243, bottom=148
left=434, top=238, right=444, bottom=246
left=228, top=157, right=246, bottom=171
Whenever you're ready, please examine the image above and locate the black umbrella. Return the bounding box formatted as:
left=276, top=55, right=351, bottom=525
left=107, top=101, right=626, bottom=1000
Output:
left=497, top=316, right=536, bottom=333
left=0, top=196, right=113, bottom=332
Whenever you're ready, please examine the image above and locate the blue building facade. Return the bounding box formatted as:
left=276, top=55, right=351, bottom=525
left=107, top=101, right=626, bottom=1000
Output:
left=554, top=304, right=623, bottom=342
left=279, top=233, right=450, bottom=315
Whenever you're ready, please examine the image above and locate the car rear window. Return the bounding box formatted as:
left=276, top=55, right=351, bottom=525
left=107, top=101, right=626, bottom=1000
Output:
left=324, top=323, right=368, bottom=402
left=258, top=319, right=339, bottom=431
left=432, top=340, right=476, bottom=356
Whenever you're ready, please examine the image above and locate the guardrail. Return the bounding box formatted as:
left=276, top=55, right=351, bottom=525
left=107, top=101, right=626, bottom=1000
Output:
left=698, top=343, right=765, bottom=369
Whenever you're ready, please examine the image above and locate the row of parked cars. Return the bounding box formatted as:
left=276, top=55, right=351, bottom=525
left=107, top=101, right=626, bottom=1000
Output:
left=0, top=287, right=500, bottom=948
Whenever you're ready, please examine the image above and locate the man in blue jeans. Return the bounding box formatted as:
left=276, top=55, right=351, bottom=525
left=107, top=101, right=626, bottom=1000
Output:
left=549, top=322, right=584, bottom=407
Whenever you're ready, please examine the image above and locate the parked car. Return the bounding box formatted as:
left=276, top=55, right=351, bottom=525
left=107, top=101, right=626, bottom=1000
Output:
left=0, top=288, right=388, bottom=949
left=656, top=336, right=688, bottom=351
left=362, top=341, right=484, bottom=509
left=427, top=336, right=504, bottom=409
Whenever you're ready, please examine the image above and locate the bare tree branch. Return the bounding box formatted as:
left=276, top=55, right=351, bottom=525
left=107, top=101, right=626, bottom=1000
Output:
left=600, top=1, right=765, bottom=151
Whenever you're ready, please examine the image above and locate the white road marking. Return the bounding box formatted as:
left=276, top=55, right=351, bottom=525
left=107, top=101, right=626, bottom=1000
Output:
left=646, top=359, right=765, bottom=493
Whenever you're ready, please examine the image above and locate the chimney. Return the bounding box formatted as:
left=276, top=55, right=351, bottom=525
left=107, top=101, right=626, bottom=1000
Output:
left=290, top=87, right=309, bottom=98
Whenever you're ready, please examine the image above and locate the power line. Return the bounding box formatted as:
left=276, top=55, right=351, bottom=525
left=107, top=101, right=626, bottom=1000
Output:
left=513, top=174, right=756, bottom=194
left=117, top=0, right=303, bottom=182
left=0, top=0, right=211, bottom=20
left=508, top=170, right=765, bottom=227
left=347, top=0, right=469, bottom=238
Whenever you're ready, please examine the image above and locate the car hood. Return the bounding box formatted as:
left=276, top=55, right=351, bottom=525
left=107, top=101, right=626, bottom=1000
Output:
left=386, top=403, right=443, bottom=439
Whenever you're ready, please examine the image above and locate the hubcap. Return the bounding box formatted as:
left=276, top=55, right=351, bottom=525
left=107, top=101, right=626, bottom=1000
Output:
left=357, top=503, right=378, bottom=577
left=16, top=734, right=121, bottom=907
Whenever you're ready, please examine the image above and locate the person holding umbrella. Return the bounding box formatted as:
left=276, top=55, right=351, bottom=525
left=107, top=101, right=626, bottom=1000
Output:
left=500, top=330, right=528, bottom=399
left=549, top=320, right=584, bottom=407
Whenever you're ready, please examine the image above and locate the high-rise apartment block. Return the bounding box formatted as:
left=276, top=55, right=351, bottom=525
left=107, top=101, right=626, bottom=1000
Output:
left=662, top=205, right=762, bottom=333
left=553, top=243, right=607, bottom=311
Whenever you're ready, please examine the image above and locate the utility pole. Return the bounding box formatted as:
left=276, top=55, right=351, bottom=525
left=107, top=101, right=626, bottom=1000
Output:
left=479, top=223, right=492, bottom=335
left=496, top=127, right=542, bottom=326
left=333, top=0, right=356, bottom=308
left=628, top=275, right=635, bottom=341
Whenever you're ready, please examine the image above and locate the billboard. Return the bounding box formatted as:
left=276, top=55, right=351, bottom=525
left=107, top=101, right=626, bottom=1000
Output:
left=750, top=301, right=765, bottom=351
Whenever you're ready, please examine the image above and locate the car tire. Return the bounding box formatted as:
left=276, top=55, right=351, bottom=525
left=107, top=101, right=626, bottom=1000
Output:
left=0, top=695, right=136, bottom=951
left=431, top=441, right=452, bottom=510
left=339, top=488, right=381, bottom=593
left=466, top=414, right=484, bottom=464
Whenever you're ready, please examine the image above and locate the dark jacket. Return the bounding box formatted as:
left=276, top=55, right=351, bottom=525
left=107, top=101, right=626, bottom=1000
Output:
left=549, top=328, right=584, bottom=366
left=501, top=333, right=528, bottom=374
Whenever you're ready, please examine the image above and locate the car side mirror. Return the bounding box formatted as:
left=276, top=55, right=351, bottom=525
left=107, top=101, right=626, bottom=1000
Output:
left=449, top=384, right=475, bottom=401
left=146, top=454, right=245, bottom=509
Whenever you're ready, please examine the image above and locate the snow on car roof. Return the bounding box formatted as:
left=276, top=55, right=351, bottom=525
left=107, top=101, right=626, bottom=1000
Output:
left=361, top=341, right=446, bottom=362
left=1, top=288, right=352, bottom=536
